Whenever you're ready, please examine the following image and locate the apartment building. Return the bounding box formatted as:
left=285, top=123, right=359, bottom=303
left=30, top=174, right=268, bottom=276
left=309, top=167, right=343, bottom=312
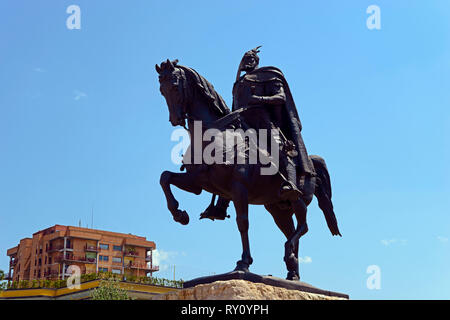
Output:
left=5, top=225, right=159, bottom=282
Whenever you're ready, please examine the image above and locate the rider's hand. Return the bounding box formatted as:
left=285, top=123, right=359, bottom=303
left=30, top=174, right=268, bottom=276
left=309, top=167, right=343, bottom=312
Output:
left=248, top=95, right=263, bottom=105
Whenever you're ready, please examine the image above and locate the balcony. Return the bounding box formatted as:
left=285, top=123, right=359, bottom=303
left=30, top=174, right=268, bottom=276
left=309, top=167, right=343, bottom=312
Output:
left=44, top=270, right=59, bottom=278
left=48, top=244, right=73, bottom=253
left=85, top=244, right=99, bottom=252
left=55, top=254, right=96, bottom=264
left=124, top=251, right=139, bottom=257
left=125, top=262, right=159, bottom=272
left=3, top=274, right=13, bottom=281
left=148, top=265, right=159, bottom=272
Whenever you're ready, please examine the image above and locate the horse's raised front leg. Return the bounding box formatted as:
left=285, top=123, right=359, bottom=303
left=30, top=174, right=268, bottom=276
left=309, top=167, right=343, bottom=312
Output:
left=232, top=181, right=253, bottom=272
left=160, top=170, right=202, bottom=225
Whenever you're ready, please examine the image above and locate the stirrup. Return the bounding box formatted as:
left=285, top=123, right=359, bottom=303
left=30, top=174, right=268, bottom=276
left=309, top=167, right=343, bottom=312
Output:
left=280, top=184, right=302, bottom=202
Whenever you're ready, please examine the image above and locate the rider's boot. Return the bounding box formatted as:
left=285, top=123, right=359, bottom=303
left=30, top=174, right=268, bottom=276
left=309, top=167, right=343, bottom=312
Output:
left=200, top=196, right=231, bottom=221
left=280, top=158, right=303, bottom=202
left=280, top=182, right=303, bottom=202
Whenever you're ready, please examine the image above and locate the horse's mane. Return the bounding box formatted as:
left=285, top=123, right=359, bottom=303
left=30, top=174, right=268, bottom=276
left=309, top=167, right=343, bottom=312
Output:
left=178, top=65, right=230, bottom=116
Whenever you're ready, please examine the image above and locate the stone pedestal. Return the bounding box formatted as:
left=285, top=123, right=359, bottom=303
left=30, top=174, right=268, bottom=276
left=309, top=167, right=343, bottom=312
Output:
left=152, top=271, right=349, bottom=300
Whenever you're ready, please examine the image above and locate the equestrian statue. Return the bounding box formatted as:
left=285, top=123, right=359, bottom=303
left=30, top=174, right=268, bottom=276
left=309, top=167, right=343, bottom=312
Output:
left=156, top=47, right=341, bottom=281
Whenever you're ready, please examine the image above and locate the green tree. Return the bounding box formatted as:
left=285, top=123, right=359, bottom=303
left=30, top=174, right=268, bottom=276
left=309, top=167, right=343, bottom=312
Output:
left=90, top=277, right=132, bottom=300
left=0, top=270, right=6, bottom=291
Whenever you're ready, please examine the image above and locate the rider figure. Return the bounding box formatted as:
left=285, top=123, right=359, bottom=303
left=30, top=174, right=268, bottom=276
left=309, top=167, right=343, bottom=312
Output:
left=200, top=47, right=315, bottom=220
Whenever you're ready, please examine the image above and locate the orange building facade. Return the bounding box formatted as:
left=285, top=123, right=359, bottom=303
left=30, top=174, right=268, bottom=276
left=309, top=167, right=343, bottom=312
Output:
left=5, top=225, right=159, bottom=282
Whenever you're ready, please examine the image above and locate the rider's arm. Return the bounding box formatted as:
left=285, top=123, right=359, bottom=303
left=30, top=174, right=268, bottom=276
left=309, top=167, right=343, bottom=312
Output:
left=249, top=81, right=286, bottom=105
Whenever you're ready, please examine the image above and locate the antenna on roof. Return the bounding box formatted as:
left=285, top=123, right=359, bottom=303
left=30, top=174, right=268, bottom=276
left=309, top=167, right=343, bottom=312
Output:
left=79, top=219, right=81, bottom=227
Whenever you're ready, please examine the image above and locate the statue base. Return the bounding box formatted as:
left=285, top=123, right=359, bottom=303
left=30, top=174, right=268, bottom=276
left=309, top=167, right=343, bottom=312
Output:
left=153, top=271, right=349, bottom=300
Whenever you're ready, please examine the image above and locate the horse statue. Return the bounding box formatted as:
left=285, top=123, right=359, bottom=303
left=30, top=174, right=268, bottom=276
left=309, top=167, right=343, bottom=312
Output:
left=156, top=59, right=341, bottom=280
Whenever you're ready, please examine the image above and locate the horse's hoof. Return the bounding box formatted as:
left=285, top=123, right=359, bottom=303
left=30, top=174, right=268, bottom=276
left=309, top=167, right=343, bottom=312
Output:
left=286, top=271, right=300, bottom=281
left=173, top=209, right=189, bottom=225
left=234, top=260, right=250, bottom=273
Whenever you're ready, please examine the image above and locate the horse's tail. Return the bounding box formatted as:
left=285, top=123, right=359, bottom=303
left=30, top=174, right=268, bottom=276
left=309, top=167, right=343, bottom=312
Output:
left=310, top=155, right=342, bottom=237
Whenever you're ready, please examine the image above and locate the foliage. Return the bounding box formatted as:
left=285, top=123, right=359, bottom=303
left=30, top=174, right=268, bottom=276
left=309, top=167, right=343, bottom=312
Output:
left=53, top=279, right=67, bottom=288
left=80, top=272, right=98, bottom=283
left=125, top=274, right=137, bottom=283
left=5, top=272, right=184, bottom=291
left=0, top=270, right=6, bottom=291
left=19, top=280, right=29, bottom=289
left=90, top=277, right=132, bottom=300
left=43, top=279, right=51, bottom=288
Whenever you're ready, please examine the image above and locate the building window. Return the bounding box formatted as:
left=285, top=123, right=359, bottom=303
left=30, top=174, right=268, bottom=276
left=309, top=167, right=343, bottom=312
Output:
left=99, top=267, right=108, bottom=273
left=112, top=257, right=122, bottom=263
left=113, top=245, right=122, bottom=251
left=112, top=269, right=121, bottom=274
left=99, top=244, right=109, bottom=250
left=48, top=257, right=52, bottom=264
left=99, top=255, right=109, bottom=262
left=45, top=256, right=47, bottom=264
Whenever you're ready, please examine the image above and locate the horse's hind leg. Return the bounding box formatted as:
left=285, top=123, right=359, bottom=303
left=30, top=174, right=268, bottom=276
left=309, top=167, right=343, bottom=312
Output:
left=284, top=198, right=309, bottom=280
left=160, top=171, right=202, bottom=225
left=265, top=203, right=299, bottom=280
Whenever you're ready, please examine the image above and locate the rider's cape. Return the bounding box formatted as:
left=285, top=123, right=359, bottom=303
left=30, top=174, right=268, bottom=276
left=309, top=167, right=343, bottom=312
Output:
left=233, top=66, right=315, bottom=176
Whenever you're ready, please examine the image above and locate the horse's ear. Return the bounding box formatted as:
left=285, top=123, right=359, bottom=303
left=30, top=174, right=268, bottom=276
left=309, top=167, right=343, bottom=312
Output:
left=155, top=64, right=162, bottom=74
left=166, top=59, right=175, bottom=71
left=172, top=59, right=179, bottom=66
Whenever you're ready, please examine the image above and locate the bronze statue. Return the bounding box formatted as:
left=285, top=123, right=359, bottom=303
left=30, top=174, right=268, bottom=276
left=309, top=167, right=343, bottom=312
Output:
left=156, top=48, right=341, bottom=281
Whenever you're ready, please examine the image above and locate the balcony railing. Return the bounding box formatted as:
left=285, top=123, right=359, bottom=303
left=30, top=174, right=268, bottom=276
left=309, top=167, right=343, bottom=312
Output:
left=124, top=251, right=139, bottom=257
left=44, top=270, right=60, bottom=278
left=10, top=259, right=18, bottom=266
left=148, top=265, right=159, bottom=272
left=55, top=254, right=96, bottom=264
left=85, top=245, right=99, bottom=252
left=48, top=244, right=73, bottom=252
left=4, top=274, right=13, bottom=280
left=125, top=262, right=159, bottom=272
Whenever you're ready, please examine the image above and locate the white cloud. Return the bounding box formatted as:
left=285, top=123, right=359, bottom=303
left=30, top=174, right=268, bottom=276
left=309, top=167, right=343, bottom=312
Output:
left=299, top=256, right=312, bottom=264
left=34, top=67, right=46, bottom=73
left=74, top=90, right=87, bottom=101
left=381, top=239, right=407, bottom=246
left=437, top=236, right=448, bottom=243
left=381, top=239, right=395, bottom=246
left=150, top=249, right=179, bottom=272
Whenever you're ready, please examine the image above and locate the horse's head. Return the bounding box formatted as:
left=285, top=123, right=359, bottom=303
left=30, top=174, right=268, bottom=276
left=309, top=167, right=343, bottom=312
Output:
left=156, top=59, right=187, bottom=127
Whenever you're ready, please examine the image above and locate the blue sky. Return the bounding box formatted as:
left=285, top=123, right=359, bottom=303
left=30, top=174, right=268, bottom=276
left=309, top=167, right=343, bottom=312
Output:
left=1, top=0, right=449, bottom=299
